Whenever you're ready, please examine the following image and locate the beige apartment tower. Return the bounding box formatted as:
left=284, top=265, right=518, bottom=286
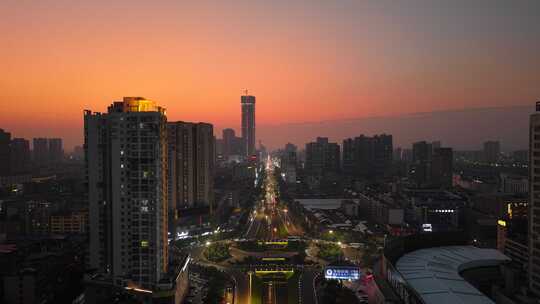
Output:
left=85, top=97, right=168, bottom=290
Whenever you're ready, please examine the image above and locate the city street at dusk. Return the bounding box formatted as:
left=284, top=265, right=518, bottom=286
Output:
left=0, top=1, right=539, bottom=304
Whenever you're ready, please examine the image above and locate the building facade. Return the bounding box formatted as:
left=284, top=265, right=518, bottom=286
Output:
left=484, top=140, right=501, bottom=163
left=222, top=128, right=244, bottom=160
left=431, top=147, right=453, bottom=188
left=241, top=94, right=256, bottom=157
left=32, top=138, right=49, bottom=166
left=50, top=211, right=89, bottom=234
left=342, top=134, right=393, bottom=179
left=10, top=138, right=31, bottom=174
left=85, top=97, right=168, bottom=290
left=529, top=103, right=540, bottom=295
left=48, top=138, right=63, bottom=163
left=280, top=143, right=298, bottom=184
left=497, top=218, right=528, bottom=273
left=167, top=122, right=214, bottom=214
left=0, top=129, right=11, bottom=176
left=222, top=128, right=235, bottom=160
left=411, top=141, right=432, bottom=187
left=500, top=173, right=528, bottom=194
left=305, top=137, right=340, bottom=176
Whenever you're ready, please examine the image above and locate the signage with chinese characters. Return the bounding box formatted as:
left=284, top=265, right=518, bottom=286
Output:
left=324, top=266, right=361, bottom=280
left=422, top=223, right=433, bottom=232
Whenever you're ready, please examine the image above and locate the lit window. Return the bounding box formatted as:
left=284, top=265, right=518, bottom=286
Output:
left=141, top=206, right=149, bottom=212
left=120, top=150, right=124, bottom=155
left=141, top=240, right=148, bottom=247
left=120, top=164, right=124, bottom=169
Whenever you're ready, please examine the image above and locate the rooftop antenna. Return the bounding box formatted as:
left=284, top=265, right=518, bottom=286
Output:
left=243, top=88, right=249, bottom=96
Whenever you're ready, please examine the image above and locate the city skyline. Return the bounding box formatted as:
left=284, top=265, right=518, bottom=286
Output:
left=0, top=103, right=532, bottom=153
left=1, top=2, right=539, bottom=304
left=1, top=1, right=539, bottom=149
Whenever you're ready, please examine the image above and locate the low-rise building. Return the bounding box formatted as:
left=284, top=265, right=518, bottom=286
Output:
left=500, top=173, right=528, bottom=194
left=403, top=189, right=466, bottom=231
left=374, top=233, right=513, bottom=304
left=357, top=193, right=404, bottom=226
left=85, top=254, right=191, bottom=304
left=0, top=236, right=86, bottom=304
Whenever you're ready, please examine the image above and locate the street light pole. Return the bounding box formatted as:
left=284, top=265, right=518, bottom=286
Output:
left=248, top=270, right=253, bottom=304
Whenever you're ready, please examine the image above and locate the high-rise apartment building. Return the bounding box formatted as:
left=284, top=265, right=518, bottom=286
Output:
left=431, top=147, right=453, bottom=188
left=342, top=138, right=355, bottom=175
left=10, top=138, right=31, bottom=174
left=222, top=128, right=235, bottom=159
left=33, top=138, right=49, bottom=166
left=215, top=137, right=223, bottom=160
left=413, top=141, right=432, bottom=163
left=0, top=129, right=11, bottom=176
left=280, top=143, right=298, bottom=184
left=167, top=122, right=214, bottom=216
left=305, top=137, right=340, bottom=176
left=411, top=141, right=432, bottom=187
left=431, top=140, right=441, bottom=151
left=241, top=94, right=256, bottom=157
left=48, top=138, right=63, bottom=163
left=393, top=147, right=403, bottom=161
left=342, top=134, right=393, bottom=179
left=84, top=97, right=168, bottom=290
left=529, top=102, right=540, bottom=295
left=285, top=143, right=297, bottom=153
left=484, top=140, right=501, bottom=163
left=410, top=142, right=453, bottom=188
left=222, top=128, right=244, bottom=160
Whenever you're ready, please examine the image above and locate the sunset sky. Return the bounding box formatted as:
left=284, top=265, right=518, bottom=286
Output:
left=1, top=0, right=540, bottom=150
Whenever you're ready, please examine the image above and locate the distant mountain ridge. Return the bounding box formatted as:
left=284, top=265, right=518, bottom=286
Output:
left=258, top=105, right=532, bottom=152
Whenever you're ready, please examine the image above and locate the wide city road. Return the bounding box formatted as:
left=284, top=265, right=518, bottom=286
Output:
left=189, top=157, right=318, bottom=304
left=242, top=157, right=314, bottom=304
left=245, top=157, right=302, bottom=241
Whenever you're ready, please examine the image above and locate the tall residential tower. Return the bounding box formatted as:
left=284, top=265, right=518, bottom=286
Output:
left=84, top=97, right=168, bottom=290
left=48, top=138, right=64, bottom=163
left=305, top=137, right=340, bottom=176
left=167, top=121, right=214, bottom=219
left=10, top=138, right=31, bottom=174
left=341, top=134, right=393, bottom=179
left=241, top=93, right=256, bottom=157
left=0, top=129, right=11, bottom=176
left=33, top=137, right=49, bottom=166
left=529, top=102, right=540, bottom=295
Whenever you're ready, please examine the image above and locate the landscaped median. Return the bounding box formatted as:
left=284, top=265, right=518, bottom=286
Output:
left=316, top=242, right=344, bottom=262
left=203, top=242, right=231, bottom=262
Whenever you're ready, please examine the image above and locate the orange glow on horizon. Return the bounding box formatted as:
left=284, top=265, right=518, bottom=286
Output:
left=1, top=1, right=539, bottom=149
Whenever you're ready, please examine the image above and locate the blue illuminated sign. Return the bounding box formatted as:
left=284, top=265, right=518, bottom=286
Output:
left=324, top=266, right=361, bottom=280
